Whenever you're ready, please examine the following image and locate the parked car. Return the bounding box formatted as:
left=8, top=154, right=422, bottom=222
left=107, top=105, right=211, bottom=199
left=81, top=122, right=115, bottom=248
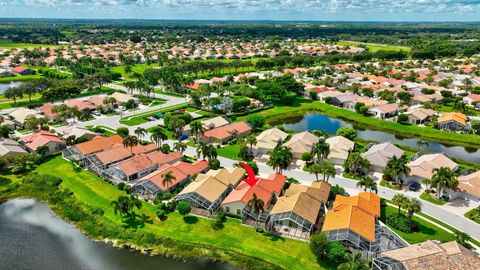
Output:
left=92, top=110, right=101, bottom=116
left=147, top=116, right=156, bottom=121
left=409, top=182, right=421, bottom=191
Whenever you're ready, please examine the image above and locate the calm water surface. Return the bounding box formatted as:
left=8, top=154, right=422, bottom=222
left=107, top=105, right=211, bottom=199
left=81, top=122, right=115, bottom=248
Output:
left=0, top=198, right=236, bottom=270
left=0, top=81, right=22, bottom=93
left=282, top=113, right=480, bottom=163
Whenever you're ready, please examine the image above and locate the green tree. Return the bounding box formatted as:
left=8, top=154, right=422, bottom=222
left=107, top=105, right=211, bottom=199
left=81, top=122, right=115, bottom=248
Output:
left=311, top=139, right=330, bottom=163
left=356, top=176, right=378, bottom=193
left=338, top=252, right=369, bottom=270
left=383, top=155, right=410, bottom=186
left=247, top=193, right=265, bottom=230
left=134, top=127, right=147, bottom=140
left=431, top=167, right=458, bottom=199
left=161, top=171, right=176, bottom=190
left=336, top=127, right=357, bottom=140
left=310, top=231, right=329, bottom=259
left=150, top=127, right=168, bottom=146
left=176, top=201, right=192, bottom=217
left=116, top=127, right=130, bottom=138
left=122, top=135, right=139, bottom=153
left=326, top=242, right=346, bottom=263
left=267, top=143, right=293, bottom=174
left=246, top=114, right=266, bottom=129
left=392, top=194, right=409, bottom=214
left=189, top=121, right=205, bottom=142
left=173, top=141, right=187, bottom=154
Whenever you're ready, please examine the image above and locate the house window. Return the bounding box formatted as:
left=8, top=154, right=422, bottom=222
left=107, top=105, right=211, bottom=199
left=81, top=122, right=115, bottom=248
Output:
left=225, top=207, right=230, bottom=213
left=236, top=209, right=241, bottom=215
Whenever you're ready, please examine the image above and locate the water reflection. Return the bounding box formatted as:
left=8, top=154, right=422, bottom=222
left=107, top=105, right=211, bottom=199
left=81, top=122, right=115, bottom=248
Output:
left=0, top=81, right=23, bottom=93
left=282, top=113, right=480, bottom=163
left=0, top=199, right=236, bottom=270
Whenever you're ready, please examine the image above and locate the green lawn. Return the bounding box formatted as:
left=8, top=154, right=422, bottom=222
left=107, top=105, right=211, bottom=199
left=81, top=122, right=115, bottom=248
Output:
left=255, top=98, right=480, bottom=149
left=85, top=125, right=117, bottom=136
left=119, top=103, right=189, bottom=126
left=0, top=39, right=57, bottom=49
left=420, top=192, right=446, bottom=206
left=465, top=208, right=480, bottom=225
left=146, top=126, right=175, bottom=139
left=14, top=156, right=332, bottom=270
left=381, top=205, right=455, bottom=244
left=217, top=144, right=242, bottom=160
left=0, top=74, right=45, bottom=82
left=336, top=41, right=411, bottom=52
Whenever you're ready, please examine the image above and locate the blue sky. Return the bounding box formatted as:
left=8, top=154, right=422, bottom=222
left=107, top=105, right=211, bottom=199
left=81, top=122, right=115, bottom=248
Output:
left=1, top=0, right=480, bottom=21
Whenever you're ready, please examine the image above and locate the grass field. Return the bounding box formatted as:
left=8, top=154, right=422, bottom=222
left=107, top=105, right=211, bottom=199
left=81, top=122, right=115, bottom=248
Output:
left=0, top=74, right=44, bottom=82
left=420, top=192, right=446, bottom=206
left=217, top=144, right=242, bottom=160
left=0, top=39, right=57, bottom=49
left=336, top=41, right=411, bottom=52
left=381, top=205, right=455, bottom=244
left=119, top=103, right=189, bottom=126
left=10, top=156, right=333, bottom=270
left=254, top=98, right=480, bottom=149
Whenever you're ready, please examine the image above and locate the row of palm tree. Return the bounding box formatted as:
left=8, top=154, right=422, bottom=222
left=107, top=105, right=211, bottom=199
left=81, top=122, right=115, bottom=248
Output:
left=356, top=176, right=378, bottom=194
left=392, top=194, right=422, bottom=221
left=383, top=155, right=410, bottom=186
left=111, top=195, right=143, bottom=221
left=429, top=167, right=459, bottom=199
left=309, top=160, right=336, bottom=182
left=196, top=141, right=218, bottom=160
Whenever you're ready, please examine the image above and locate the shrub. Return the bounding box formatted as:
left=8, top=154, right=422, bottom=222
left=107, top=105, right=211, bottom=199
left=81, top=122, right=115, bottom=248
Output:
left=386, top=213, right=414, bottom=233
left=310, top=231, right=329, bottom=259
left=176, top=201, right=192, bottom=216
left=117, top=182, right=126, bottom=190
left=397, top=114, right=409, bottom=124
left=326, top=242, right=346, bottom=263
left=336, top=127, right=357, bottom=140
left=246, top=114, right=266, bottom=129
left=157, top=209, right=166, bottom=220
left=209, top=158, right=221, bottom=170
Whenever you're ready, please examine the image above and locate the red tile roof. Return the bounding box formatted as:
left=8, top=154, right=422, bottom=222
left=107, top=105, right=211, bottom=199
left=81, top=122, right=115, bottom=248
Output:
left=222, top=173, right=286, bottom=206
left=203, top=122, right=251, bottom=140
left=22, top=130, right=65, bottom=151
left=11, top=66, right=28, bottom=73
left=117, top=151, right=183, bottom=176
left=65, top=99, right=96, bottom=111
left=139, top=160, right=208, bottom=191
left=74, top=135, right=123, bottom=155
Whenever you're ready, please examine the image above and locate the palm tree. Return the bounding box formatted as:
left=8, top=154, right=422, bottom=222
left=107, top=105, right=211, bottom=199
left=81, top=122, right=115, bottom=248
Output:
left=134, top=127, right=147, bottom=140
left=245, top=135, right=257, bottom=156
left=455, top=231, right=472, bottom=248
left=161, top=171, right=176, bottom=190
left=392, top=194, right=409, bottom=214
left=123, top=135, right=139, bottom=153
left=383, top=155, right=410, bottom=186
left=431, top=167, right=458, bottom=199
left=405, top=198, right=422, bottom=221
left=320, top=160, right=336, bottom=182
left=247, top=193, right=265, bottom=230
left=150, top=127, right=167, bottom=146
left=196, top=142, right=217, bottom=160
left=190, top=121, right=205, bottom=143
left=311, top=139, right=330, bottom=163
left=356, top=176, right=377, bottom=193
left=267, top=143, right=293, bottom=174
left=309, top=164, right=322, bottom=181
left=173, top=141, right=187, bottom=154
left=338, top=252, right=368, bottom=270
left=345, top=152, right=370, bottom=176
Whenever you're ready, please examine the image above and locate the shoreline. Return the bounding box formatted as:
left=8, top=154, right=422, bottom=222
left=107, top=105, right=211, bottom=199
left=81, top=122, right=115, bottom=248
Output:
left=260, top=100, right=480, bottom=149
left=0, top=195, right=283, bottom=270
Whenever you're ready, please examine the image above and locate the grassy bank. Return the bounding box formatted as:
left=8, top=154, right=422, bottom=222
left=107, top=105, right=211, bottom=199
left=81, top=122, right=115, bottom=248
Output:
left=0, top=39, right=57, bottom=49
left=119, top=103, right=189, bottom=126
left=0, top=156, right=332, bottom=270
left=257, top=99, right=480, bottom=149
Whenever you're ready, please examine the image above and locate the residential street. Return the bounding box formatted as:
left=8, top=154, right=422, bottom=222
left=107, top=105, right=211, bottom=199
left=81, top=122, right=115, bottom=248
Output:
left=38, top=82, right=480, bottom=244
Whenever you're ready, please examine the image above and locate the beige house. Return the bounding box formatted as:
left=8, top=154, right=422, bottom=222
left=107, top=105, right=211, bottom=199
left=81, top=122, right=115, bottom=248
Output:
left=325, top=136, right=355, bottom=165
left=407, top=153, right=458, bottom=185
left=283, top=131, right=319, bottom=159
left=8, top=107, right=41, bottom=127
left=452, top=171, right=480, bottom=202
left=368, top=103, right=400, bottom=119
left=176, top=167, right=245, bottom=216
left=55, top=124, right=97, bottom=140
left=267, top=181, right=331, bottom=239
left=253, top=127, right=288, bottom=155
left=404, top=108, right=435, bottom=124
left=373, top=240, right=480, bottom=270
left=110, top=92, right=136, bottom=104
left=362, top=142, right=404, bottom=172
left=0, top=138, right=27, bottom=157
left=184, top=116, right=229, bottom=135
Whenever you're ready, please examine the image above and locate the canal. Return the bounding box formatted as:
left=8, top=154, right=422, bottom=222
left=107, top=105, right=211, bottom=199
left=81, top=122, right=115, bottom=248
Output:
left=0, top=198, right=236, bottom=270
left=281, top=113, right=480, bottom=163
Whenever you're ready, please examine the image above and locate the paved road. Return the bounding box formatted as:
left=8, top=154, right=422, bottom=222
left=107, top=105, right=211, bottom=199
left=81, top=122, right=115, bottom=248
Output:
left=43, top=82, right=480, bottom=243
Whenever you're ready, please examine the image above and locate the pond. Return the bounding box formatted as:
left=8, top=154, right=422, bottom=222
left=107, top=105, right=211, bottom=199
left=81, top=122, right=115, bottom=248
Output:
left=0, top=81, right=22, bottom=94
left=0, top=198, right=236, bottom=270
left=282, top=113, right=480, bottom=163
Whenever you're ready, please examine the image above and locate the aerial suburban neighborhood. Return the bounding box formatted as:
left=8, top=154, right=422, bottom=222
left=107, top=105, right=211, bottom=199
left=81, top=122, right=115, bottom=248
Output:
left=2, top=4, right=480, bottom=270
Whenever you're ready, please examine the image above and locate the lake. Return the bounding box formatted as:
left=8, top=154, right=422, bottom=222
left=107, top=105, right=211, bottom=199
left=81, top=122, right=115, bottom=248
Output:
left=0, top=81, right=22, bottom=94
left=282, top=113, right=480, bottom=163
left=0, top=198, right=236, bottom=270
